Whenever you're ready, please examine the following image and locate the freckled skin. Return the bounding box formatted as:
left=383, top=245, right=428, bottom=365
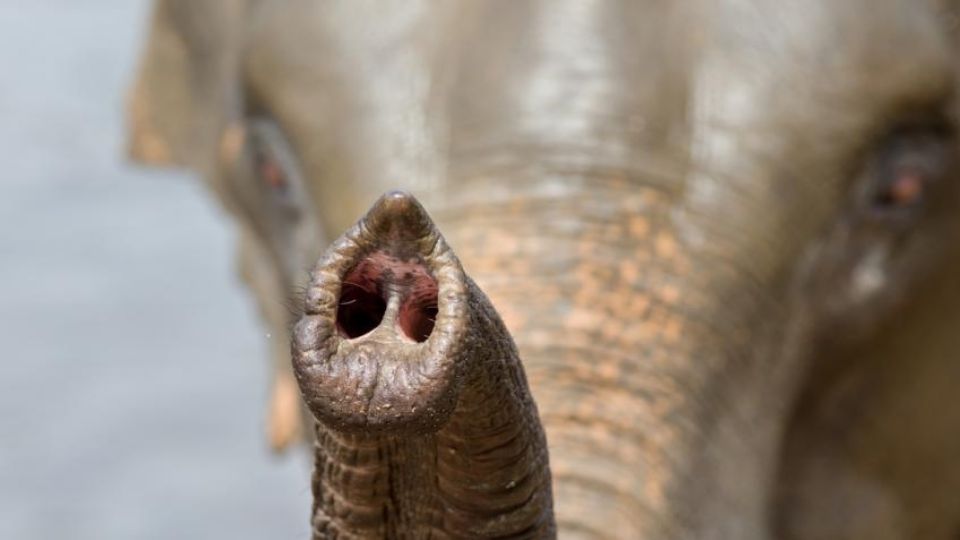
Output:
left=130, top=0, right=960, bottom=538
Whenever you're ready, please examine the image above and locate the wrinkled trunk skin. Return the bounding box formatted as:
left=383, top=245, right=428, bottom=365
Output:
left=294, top=181, right=809, bottom=538
left=129, top=0, right=960, bottom=538
left=292, top=192, right=554, bottom=538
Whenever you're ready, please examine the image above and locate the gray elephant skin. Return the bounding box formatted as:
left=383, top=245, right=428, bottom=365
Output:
left=128, top=1, right=960, bottom=538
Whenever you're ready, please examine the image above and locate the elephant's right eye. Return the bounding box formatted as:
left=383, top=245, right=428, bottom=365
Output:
left=865, top=124, right=955, bottom=221
left=872, top=169, right=924, bottom=210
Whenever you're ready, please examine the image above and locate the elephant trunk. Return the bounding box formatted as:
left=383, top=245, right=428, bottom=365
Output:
left=292, top=191, right=555, bottom=538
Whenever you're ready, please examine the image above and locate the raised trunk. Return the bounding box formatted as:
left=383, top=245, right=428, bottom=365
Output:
left=292, top=191, right=554, bottom=538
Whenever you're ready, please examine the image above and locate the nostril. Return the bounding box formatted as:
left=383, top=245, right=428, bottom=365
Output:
left=336, top=281, right=386, bottom=339
left=399, top=285, right=438, bottom=343
left=336, top=251, right=439, bottom=342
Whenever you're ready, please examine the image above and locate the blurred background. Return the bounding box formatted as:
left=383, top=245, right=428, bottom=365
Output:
left=0, top=2, right=311, bottom=538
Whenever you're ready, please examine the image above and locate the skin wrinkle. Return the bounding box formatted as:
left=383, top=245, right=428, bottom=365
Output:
left=294, top=193, right=554, bottom=538
left=127, top=0, right=960, bottom=537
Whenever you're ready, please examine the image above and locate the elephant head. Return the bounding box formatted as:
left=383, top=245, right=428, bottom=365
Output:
left=129, top=0, right=960, bottom=537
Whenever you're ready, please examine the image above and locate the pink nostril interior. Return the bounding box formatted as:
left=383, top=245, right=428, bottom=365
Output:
left=399, top=286, right=438, bottom=343
left=336, top=251, right=438, bottom=342
left=395, top=258, right=438, bottom=342
left=337, top=264, right=386, bottom=339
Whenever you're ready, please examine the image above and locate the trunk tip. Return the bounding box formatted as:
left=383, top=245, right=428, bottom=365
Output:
left=364, top=190, right=436, bottom=242
left=293, top=190, right=469, bottom=434
left=375, top=190, right=420, bottom=216
left=382, top=189, right=417, bottom=205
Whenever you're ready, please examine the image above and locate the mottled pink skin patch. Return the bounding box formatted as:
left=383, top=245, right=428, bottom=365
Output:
left=337, top=250, right=438, bottom=342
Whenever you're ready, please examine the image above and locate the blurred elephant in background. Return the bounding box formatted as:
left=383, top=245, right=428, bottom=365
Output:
left=129, top=0, right=960, bottom=538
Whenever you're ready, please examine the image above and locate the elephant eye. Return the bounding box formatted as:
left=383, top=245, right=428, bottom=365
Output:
left=246, top=117, right=303, bottom=212
left=253, top=140, right=288, bottom=193
left=867, top=125, right=954, bottom=218
left=872, top=169, right=925, bottom=210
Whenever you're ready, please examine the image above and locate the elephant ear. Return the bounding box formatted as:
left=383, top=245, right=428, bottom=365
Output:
left=126, top=0, right=247, bottom=170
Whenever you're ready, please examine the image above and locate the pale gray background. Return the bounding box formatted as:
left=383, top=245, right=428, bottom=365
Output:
left=0, top=2, right=312, bottom=538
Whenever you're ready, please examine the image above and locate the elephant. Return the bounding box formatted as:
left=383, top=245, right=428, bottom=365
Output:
left=128, top=0, right=960, bottom=538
